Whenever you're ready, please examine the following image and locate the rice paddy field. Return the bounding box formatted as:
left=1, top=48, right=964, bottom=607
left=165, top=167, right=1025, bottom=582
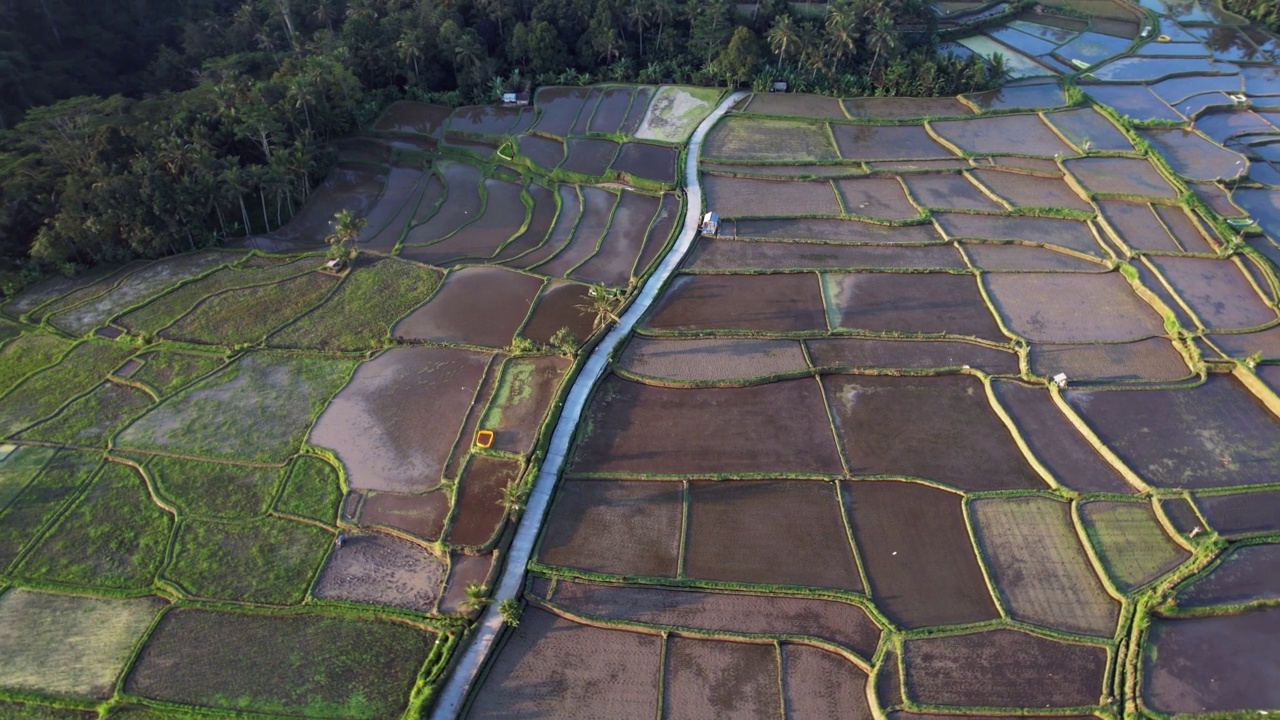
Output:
left=8, top=2, right=1280, bottom=715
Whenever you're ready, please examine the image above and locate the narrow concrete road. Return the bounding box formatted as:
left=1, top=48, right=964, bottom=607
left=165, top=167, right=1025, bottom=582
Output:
left=429, top=89, right=747, bottom=720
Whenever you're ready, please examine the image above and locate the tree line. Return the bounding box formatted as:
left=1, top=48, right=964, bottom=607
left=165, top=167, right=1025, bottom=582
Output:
left=1221, top=0, right=1280, bottom=32
left=0, top=0, right=1005, bottom=292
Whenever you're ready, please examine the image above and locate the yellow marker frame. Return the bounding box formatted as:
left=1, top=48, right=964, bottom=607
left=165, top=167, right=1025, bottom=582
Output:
left=475, top=430, right=495, bottom=448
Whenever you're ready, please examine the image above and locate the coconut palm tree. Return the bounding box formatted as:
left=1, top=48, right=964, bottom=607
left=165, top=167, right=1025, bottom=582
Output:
left=767, top=14, right=798, bottom=72
left=326, top=208, right=366, bottom=260
left=576, top=283, right=623, bottom=331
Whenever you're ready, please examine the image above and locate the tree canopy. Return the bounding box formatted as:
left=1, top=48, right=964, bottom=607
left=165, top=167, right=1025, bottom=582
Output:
left=0, top=0, right=1003, bottom=293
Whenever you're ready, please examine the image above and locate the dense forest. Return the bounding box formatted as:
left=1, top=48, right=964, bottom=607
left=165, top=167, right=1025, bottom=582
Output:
left=0, top=0, right=1005, bottom=291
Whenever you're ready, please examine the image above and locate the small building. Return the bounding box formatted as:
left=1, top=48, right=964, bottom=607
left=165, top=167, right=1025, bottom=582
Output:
left=771, top=81, right=789, bottom=93
left=1052, top=373, right=1069, bottom=389
left=502, top=92, right=531, bottom=106
left=700, top=212, right=720, bottom=235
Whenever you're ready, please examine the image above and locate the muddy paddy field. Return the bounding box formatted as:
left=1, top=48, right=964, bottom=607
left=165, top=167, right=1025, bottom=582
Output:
left=467, top=17, right=1280, bottom=714
left=10, top=6, right=1280, bottom=714
left=0, top=82, right=711, bottom=719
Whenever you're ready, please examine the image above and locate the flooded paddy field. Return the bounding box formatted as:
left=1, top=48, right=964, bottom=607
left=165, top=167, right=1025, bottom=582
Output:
left=12, top=6, right=1280, bottom=712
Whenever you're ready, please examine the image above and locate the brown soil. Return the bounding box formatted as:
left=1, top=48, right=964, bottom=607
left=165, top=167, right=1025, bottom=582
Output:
left=465, top=607, right=661, bottom=719
left=875, top=649, right=903, bottom=711
left=400, top=179, right=529, bottom=265
left=613, top=142, right=679, bottom=184
left=532, top=87, right=590, bottom=137
left=964, top=81, right=1064, bottom=110
left=901, top=173, right=1006, bottom=211
left=358, top=490, right=450, bottom=541
left=685, top=239, right=965, bottom=272
left=929, top=114, right=1076, bottom=157
left=903, top=629, right=1107, bottom=707
left=618, top=337, right=808, bottom=382
left=1153, top=204, right=1216, bottom=253
left=539, top=479, right=683, bottom=576
left=520, top=280, right=597, bottom=344
left=517, top=134, right=565, bottom=170
left=312, top=532, right=445, bottom=612
left=826, top=374, right=1041, bottom=491
left=1211, top=326, right=1280, bottom=360
left=483, top=355, right=569, bottom=455
left=536, top=577, right=880, bottom=658
left=806, top=337, right=1019, bottom=374
left=971, top=496, right=1121, bottom=637
left=989, top=380, right=1135, bottom=494
left=1141, top=127, right=1245, bottom=181
left=570, top=91, right=609, bottom=136
left=844, top=480, right=1001, bottom=628
left=833, top=177, right=921, bottom=220
left=663, top=636, right=780, bottom=720
left=934, top=213, right=1103, bottom=256
left=703, top=175, right=842, bottom=218
left=734, top=217, right=941, bottom=244
left=869, top=158, right=972, bottom=171
left=245, top=167, right=387, bottom=251
left=685, top=480, right=862, bottom=591
left=1099, top=200, right=1181, bottom=252
left=963, top=244, right=1110, bottom=272
left=645, top=273, right=827, bottom=332
left=745, top=93, right=847, bottom=119
left=394, top=266, right=544, bottom=348
left=438, top=552, right=494, bottom=615
left=570, top=375, right=844, bottom=476
left=1179, top=543, right=1280, bottom=607
left=620, top=87, right=654, bottom=135
left=403, top=162, right=483, bottom=245
left=1158, top=495, right=1205, bottom=538
left=970, top=168, right=1093, bottom=212
left=980, top=154, right=1067, bottom=173
left=446, top=105, right=522, bottom=136
left=535, top=186, right=618, bottom=277
left=114, top=359, right=142, bottom=378
left=589, top=87, right=632, bottom=134
left=1143, top=608, right=1280, bottom=713
left=1043, top=106, right=1134, bottom=151
left=842, top=97, right=974, bottom=119
left=447, top=455, right=519, bottom=547
left=986, top=272, right=1166, bottom=342
left=1066, top=375, right=1280, bottom=489
left=1028, top=339, right=1192, bottom=382
left=1146, top=256, right=1276, bottom=330
left=373, top=101, right=451, bottom=136
left=441, top=360, right=502, bottom=481
left=1196, top=489, right=1280, bottom=538
left=491, top=183, right=558, bottom=263
left=506, top=185, right=581, bottom=270
left=782, top=644, right=872, bottom=720
left=1190, top=180, right=1244, bottom=218
left=633, top=192, right=681, bottom=276
left=310, top=346, right=491, bottom=493
left=562, top=138, right=619, bottom=177
left=831, top=124, right=955, bottom=160
left=572, top=190, right=661, bottom=286
left=1063, top=156, right=1178, bottom=198
left=826, top=272, right=1007, bottom=340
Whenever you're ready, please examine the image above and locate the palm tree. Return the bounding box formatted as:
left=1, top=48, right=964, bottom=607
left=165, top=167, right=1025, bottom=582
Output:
left=313, top=0, right=336, bottom=31
left=866, top=9, right=899, bottom=76
left=767, top=14, right=798, bottom=72
left=627, top=0, right=650, bottom=56
left=825, top=1, right=859, bottom=71
left=396, top=28, right=425, bottom=80
left=219, top=167, right=254, bottom=235
left=576, top=284, right=623, bottom=331
left=326, top=208, right=366, bottom=260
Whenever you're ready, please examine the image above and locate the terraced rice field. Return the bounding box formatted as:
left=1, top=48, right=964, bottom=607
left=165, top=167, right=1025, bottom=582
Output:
left=10, top=7, right=1280, bottom=713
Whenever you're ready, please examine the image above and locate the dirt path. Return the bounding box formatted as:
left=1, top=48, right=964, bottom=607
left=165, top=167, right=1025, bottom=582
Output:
left=428, top=89, right=748, bottom=720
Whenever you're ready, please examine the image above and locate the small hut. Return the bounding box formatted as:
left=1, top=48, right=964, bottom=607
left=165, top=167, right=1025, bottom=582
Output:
left=700, top=212, right=720, bottom=235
